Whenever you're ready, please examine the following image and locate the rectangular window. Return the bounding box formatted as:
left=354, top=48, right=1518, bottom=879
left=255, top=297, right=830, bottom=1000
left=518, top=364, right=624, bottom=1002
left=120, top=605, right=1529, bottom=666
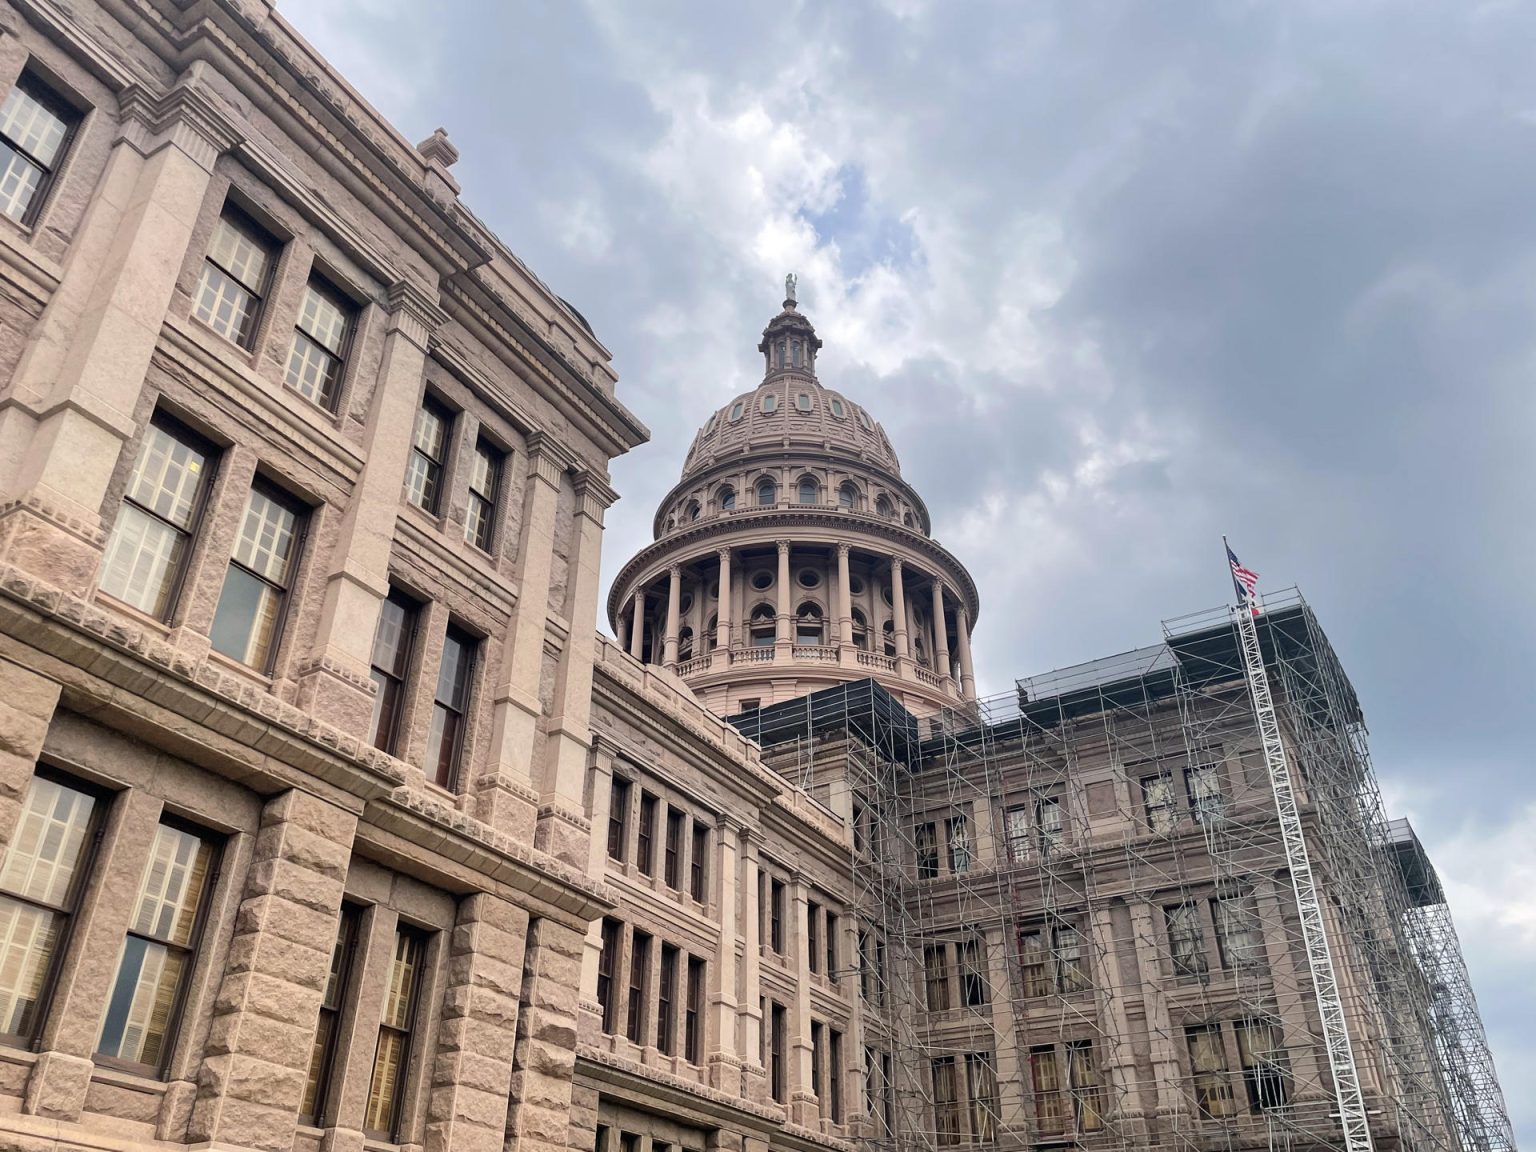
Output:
left=636, top=793, right=656, bottom=876
left=626, top=930, right=650, bottom=1045
left=770, top=879, right=785, bottom=953
left=98, top=820, right=218, bottom=1072
left=852, top=803, right=865, bottom=854
left=286, top=277, right=353, bottom=409
left=597, top=918, right=620, bottom=1034
left=874, top=936, right=887, bottom=1007
left=664, top=807, right=683, bottom=889
left=0, top=74, right=77, bottom=225
left=960, top=934, right=988, bottom=1007
left=1029, top=1046, right=1066, bottom=1136
left=881, top=1052, right=894, bottom=1134
left=1186, top=1024, right=1238, bottom=1118
left=1020, top=921, right=1088, bottom=996
left=924, top=943, right=950, bottom=1011
left=209, top=482, right=305, bottom=671
left=932, top=1056, right=959, bottom=1146
left=1236, top=1019, right=1290, bottom=1111
left=607, top=778, right=630, bottom=862
left=404, top=395, right=452, bottom=514
left=684, top=955, right=704, bottom=1063
left=426, top=624, right=476, bottom=788
left=810, top=1019, right=823, bottom=1099
left=1004, top=804, right=1030, bottom=862
left=1067, top=1040, right=1106, bottom=1132
left=99, top=416, right=216, bottom=619
left=464, top=438, right=503, bottom=552
left=368, top=589, right=418, bottom=753
left=828, top=1028, right=843, bottom=1122
left=945, top=814, right=971, bottom=875
left=914, top=821, right=938, bottom=879
left=194, top=207, right=277, bottom=347
left=690, top=821, right=708, bottom=902
left=864, top=1046, right=878, bottom=1124
left=1214, top=893, right=1264, bottom=969
left=302, top=905, right=360, bottom=1124
left=1141, top=775, right=1177, bottom=833
left=1054, top=921, right=1090, bottom=993
left=966, top=1052, right=999, bottom=1144
left=0, top=773, right=102, bottom=1044
left=1036, top=794, right=1064, bottom=854
left=770, top=1002, right=786, bottom=1103
left=620, top=1135, right=638, bottom=1152
left=825, top=911, right=838, bottom=982
left=859, top=930, right=872, bottom=1002
left=1018, top=926, right=1048, bottom=997
left=364, top=927, right=427, bottom=1138
left=1186, top=762, right=1224, bottom=823
left=1165, top=903, right=1208, bottom=978
left=657, top=944, right=677, bottom=1056
left=808, top=901, right=821, bottom=973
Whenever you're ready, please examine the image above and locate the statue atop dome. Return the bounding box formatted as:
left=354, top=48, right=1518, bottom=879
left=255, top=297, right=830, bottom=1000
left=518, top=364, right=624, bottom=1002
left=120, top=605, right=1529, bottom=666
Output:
left=785, top=272, right=797, bottom=307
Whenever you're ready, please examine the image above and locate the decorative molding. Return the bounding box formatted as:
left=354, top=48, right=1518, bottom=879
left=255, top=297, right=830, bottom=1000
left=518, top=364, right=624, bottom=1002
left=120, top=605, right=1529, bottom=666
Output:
left=117, top=78, right=242, bottom=172
left=385, top=280, right=449, bottom=347
left=0, top=491, right=107, bottom=549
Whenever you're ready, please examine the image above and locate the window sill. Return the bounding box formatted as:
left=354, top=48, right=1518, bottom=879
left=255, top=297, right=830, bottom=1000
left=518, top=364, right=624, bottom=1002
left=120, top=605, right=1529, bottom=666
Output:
left=93, top=594, right=174, bottom=639
left=205, top=647, right=275, bottom=690
left=90, top=1062, right=168, bottom=1094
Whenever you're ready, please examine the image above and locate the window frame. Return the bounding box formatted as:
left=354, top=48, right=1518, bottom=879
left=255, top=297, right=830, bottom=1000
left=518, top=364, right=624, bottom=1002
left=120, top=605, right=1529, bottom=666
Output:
left=663, top=807, right=684, bottom=890
left=625, top=929, right=650, bottom=1045
left=300, top=902, right=362, bottom=1126
left=193, top=203, right=280, bottom=349
left=363, top=923, right=429, bottom=1141
left=684, top=955, right=704, bottom=1063
left=368, top=588, right=420, bottom=755
left=209, top=478, right=309, bottom=673
left=657, top=943, right=678, bottom=1056
left=464, top=437, right=505, bottom=553
left=0, top=72, right=81, bottom=229
left=689, top=820, right=708, bottom=902
left=403, top=393, right=454, bottom=516
left=285, top=273, right=356, bottom=411
left=426, top=622, right=477, bottom=790
left=607, top=778, right=631, bottom=863
left=636, top=792, right=656, bottom=877
left=597, top=918, right=621, bottom=1034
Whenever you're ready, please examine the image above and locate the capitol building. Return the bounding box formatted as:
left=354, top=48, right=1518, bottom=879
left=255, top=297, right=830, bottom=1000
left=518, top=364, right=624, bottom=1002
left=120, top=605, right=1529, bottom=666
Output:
left=0, top=6, right=1513, bottom=1152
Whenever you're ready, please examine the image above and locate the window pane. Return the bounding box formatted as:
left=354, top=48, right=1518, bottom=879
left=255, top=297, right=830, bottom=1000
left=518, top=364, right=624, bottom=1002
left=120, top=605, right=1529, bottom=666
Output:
left=98, top=935, right=185, bottom=1065
left=207, top=215, right=271, bottom=293
left=0, top=84, right=67, bottom=167
left=194, top=262, right=259, bottom=343
left=286, top=330, right=341, bottom=408
left=126, top=423, right=210, bottom=530
left=380, top=930, right=422, bottom=1030
left=436, top=630, right=473, bottom=710
left=234, top=489, right=300, bottom=583
left=372, top=596, right=414, bottom=678
left=0, top=898, right=59, bottom=1037
left=130, top=825, right=213, bottom=946
left=210, top=566, right=283, bottom=666
left=297, top=283, right=349, bottom=354
left=2, top=776, right=97, bottom=907
left=365, top=1027, right=407, bottom=1133
left=0, top=145, right=43, bottom=223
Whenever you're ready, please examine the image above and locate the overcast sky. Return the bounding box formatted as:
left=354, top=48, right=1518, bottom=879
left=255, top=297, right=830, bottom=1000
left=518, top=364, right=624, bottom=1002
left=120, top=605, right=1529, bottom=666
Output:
left=291, top=0, right=1533, bottom=1129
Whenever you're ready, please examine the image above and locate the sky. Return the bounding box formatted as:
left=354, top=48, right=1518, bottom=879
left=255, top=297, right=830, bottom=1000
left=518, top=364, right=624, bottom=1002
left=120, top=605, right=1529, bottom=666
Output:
left=289, top=0, right=1534, bottom=1130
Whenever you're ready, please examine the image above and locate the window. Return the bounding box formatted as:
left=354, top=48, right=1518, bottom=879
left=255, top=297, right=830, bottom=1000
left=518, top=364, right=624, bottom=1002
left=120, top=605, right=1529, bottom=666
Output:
left=874, top=935, right=887, bottom=1006
left=657, top=944, right=678, bottom=1056
left=797, top=476, right=818, bottom=504
left=302, top=905, right=360, bottom=1124
left=664, top=807, right=684, bottom=889
left=0, top=75, right=76, bottom=225
left=810, top=1020, right=823, bottom=1098
left=851, top=609, right=869, bottom=651
left=924, top=943, right=950, bottom=1011
left=749, top=604, right=776, bottom=648
left=795, top=603, right=824, bottom=646
left=1236, top=1019, right=1290, bottom=1110
left=464, top=439, right=503, bottom=552
left=795, top=391, right=811, bottom=411
left=770, top=878, right=785, bottom=953
left=960, top=935, right=988, bottom=1007
left=859, top=930, right=872, bottom=1002
left=684, top=956, right=704, bottom=1063
left=966, top=1053, right=999, bottom=1143
left=825, top=912, right=839, bottom=982
left=1142, top=774, right=1177, bottom=834
left=729, top=401, right=744, bottom=422
left=914, top=821, right=938, bottom=880
left=626, top=930, right=650, bottom=1045
left=1066, top=1040, right=1106, bottom=1132
left=194, top=207, right=277, bottom=347
left=98, top=820, right=218, bottom=1072
left=678, top=628, right=694, bottom=661
left=210, top=482, right=305, bottom=670
left=99, top=416, right=216, bottom=619
left=597, top=919, right=620, bottom=1033
left=286, top=277, right=353, bottom=409
left=1036, top=794, right=1064, bottom=855
left=838, top=482, right=857, bottom=509
left=1029, top=1047, right=1065, bottom=1135
left=876, top=494, right=894, bottom=518
left=690, top=821, right=707, bottom=901
left=0, top=773, right=101, bottom=1044
left=1165, top=903, right=1208, bottom=978
left=761, top=393, right=778, bottom=413
left=769, top=1002, right=786, bottom=1102
left=686, top=500, right=700, bottom=522
left=1186, top=762, right=1224, bottom=823
left=756, top=479, right=776, bottom=506
left=1213, top=893, right=1264, bottom=969
left=717, top=486, right=735, bottom=511
left=808, top=902, right=821, bottom=973
left=426, top=624, right=476, bottom=788
left=1185, top=1024, right=1238, bottom=1118
left=1019, top=920, right=1089, bottom=997
left=829, top=1028, right=843, bottom=1122
left=1004, top=805, right=1030, bottom=862
left=368, top=589, right=418, bottom=753
left=364, top=927, right=427, bottom=1138
left=829, top=397, right=845, bottom=419
left=636, top=794, right=656, bottom=876
left=404, top=395, right=452, bottom=514
left=946, top=815, right=972, bottom=875
left=932, top=1056, right=959, bottom=1146
left=607, top=778, right=630, bottom=862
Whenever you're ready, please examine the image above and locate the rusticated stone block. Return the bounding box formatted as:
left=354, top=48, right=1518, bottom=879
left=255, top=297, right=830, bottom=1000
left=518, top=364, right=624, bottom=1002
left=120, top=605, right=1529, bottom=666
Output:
left=23, top=1050, right=92, bottom=1122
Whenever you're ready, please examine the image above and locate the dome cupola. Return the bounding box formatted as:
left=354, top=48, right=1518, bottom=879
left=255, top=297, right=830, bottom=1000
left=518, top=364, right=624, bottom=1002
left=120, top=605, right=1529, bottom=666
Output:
left=758, top=274, right=823, bottom=379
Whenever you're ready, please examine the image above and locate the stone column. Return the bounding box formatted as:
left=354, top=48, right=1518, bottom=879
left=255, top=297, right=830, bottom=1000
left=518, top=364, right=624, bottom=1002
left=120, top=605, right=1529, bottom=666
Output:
left=506, top=919, right=586, bottom=1152
left=775, top=541, right=792, bottom=653
left=710, top=817, right=742, bottom=1094
left=1254, top=878, right=1329, bottom=1102
left=955, top=606, right=977, bottom=701
left=789, top=876, right=816, bottom=1124
left=629, top=588, right=645, bottom=660
left=0, top=82, right=235, bottom=591
left=424, top=895, right=531, bottom=1152
left=890, top=559, right=910, bottom=663
left=187, top=791, right=358, bottom=1151
left=663, top=565, right=682, bottom=667
left=714, top=547, right=733, bottom=666
left=836, top=544, right=854, bottom=654
left=1089, top=905, right=1144, bottom=1126
left=931, top=580, right=951, bottom=681
left=301, top=281, right=445, bottom=735
left=1127, top=902, right=1186, bottom=1122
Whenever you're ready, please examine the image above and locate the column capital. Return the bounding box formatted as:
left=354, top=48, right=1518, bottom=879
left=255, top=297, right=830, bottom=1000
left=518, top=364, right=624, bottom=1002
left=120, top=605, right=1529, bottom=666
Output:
left=572, top=469, right=618, bottom=522
left=669, top=563, right=683, bottom=580
left=776, top=540, right=792, bottom=556
left=836, top=541, right=852, bottom=558
left=717, top=546, right=733, bottom=564
left=118, top=79, right=242, bottom=171
left=890, top=556, right=904, bottom=575
left=385, top=279, right=449, bottom=347
left=525, top=431, right=574, bottom=487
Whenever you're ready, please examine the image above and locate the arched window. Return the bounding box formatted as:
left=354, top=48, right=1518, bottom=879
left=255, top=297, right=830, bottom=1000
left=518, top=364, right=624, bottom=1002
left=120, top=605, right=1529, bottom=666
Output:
left=882, top=620, right=896, bottom=657
left=678, top=628, right=694, bottom=661
left=829, top=397, right=845, bottom=419
left=798, top=476, right=819, bottom=505
left=750, top=604, right=776, bottom=647
left=718, top=486, right=736, bottom=511
left=796, top=603, right=824, bottom=646
left=729, top=401, right=745, bottom=422
left=761, top=392, right=778, bottom=414
left=777, top=340, right=787, bottom=367
left=757, top=479, right=777, bottom=507
left=796, top=392, right=812, bottom=412
left=852, top=608, right=869, bottom=651
left=903, top=512, right=915, bottom=528
left=686, top=500, right=701, bottom=522
left=876, top=495, right=895, bottom=518
left=706, top=615, right=718, bottom=650
left=838, top=482, right=858, bottom=510
left=792, top=341, right=803, bottom=367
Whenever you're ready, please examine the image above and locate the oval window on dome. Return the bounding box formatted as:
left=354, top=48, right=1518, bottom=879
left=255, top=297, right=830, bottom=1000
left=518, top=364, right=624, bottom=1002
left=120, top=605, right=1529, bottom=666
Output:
left=751, top=570, right=774, bottom=592
left=796, top=392, right=812, bottom=412
left=857, top=409, right=873, bottom=430
left=829, top=397, right=845, bottom=419
left=797, top=568, right=821, bottom=589
left=761, top=393, right=778, bottom=414
left=706, top=413, right=719, bottom=433
left=729, top=401, right=745, bottom=422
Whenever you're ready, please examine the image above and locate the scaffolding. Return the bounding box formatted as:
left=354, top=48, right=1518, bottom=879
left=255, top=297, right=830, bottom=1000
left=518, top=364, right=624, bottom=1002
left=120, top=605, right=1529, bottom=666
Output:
left=728, top=589, right=1514, bottom=1152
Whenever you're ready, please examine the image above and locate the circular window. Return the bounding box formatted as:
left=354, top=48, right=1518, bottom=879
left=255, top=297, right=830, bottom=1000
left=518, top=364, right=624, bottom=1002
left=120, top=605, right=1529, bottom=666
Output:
left=729, top=401, right=745, bottom=422
left=797, top=568, right=821, bottom=589
left=796, top=392, right=812, bottom=412
left=751, top=570, right=774, bottom=591
left=849, top=575, right=865, bottom=595
left=881, top=584, right=893, bottom=606
left=761, top=393, right=778, bottom=414
left=708, top=582, right=719, bottom=600
left=680, top=593, right=694, bottom=615
left=829, top=397, right=845, bottom=419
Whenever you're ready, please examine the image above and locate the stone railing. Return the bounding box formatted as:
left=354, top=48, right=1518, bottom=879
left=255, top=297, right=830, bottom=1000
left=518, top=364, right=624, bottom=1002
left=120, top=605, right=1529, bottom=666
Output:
left=856, top=651, right=896, bottom=672
left=676, top=655, right=711, bottom=677
left=731, top=645, right=776, bottom=664
left=916, top=666, right=944, bottom=687
left=792, top=645, right=838, bottom=662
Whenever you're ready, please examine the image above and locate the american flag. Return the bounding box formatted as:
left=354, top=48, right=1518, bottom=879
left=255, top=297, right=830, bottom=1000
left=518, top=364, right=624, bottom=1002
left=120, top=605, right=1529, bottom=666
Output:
left=1227, top=542, right=1260, bottom=615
